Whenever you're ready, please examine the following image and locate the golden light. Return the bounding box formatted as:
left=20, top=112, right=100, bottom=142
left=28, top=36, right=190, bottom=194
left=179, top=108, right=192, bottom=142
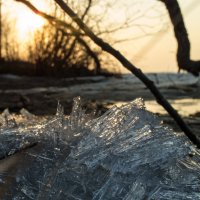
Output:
left=17, top=12, right=45, bottom=39
left=15, top=1, right=47, bottom=40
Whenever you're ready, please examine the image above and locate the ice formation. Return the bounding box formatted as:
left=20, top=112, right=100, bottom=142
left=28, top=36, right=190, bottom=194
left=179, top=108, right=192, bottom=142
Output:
left=0, top=97, right=200, bottom=200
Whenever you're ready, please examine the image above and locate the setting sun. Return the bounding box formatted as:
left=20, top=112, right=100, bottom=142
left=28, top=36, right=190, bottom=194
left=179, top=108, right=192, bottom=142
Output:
left=15, top=1, right=48, bottom=40
left=17, top=11, right=45, bottom=39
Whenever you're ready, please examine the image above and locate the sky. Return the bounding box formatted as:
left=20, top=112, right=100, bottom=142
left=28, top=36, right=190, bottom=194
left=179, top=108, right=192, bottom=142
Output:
left=2, top=0, right=200, bottom=73
left=113, top=0, right=200, bottom=73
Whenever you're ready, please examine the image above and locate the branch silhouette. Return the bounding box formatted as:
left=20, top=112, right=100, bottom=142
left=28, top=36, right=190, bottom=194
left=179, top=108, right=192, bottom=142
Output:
left=160, top=0, right=200, bottom=76
left=15, top=0, right=101, bottom=74
left=16, top=0, right=200, bottom=147
left=54, top=0, right=199, bottom=147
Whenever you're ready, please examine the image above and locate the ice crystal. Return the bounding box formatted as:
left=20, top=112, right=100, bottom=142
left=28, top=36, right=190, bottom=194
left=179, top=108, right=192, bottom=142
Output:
left=0, top=97, right=200, bottom=200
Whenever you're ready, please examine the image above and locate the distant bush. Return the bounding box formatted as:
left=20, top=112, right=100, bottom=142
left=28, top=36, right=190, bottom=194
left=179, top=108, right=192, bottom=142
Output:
left=27, top=25, right=101, bottom=77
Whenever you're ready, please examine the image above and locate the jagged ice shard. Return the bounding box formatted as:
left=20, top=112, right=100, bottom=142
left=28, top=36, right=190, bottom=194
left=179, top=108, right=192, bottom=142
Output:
left=0, top=97, right=200, bottom=199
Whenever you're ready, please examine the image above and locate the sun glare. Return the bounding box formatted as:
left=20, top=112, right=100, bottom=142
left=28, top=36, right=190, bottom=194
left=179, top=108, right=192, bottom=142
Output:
left=16, top=1, right=47, bottom=40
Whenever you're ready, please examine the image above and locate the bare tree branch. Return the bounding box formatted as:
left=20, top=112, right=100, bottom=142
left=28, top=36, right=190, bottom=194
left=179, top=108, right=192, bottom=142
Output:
left=81, top=0, right=92, bottom=20
left=59, top=28, right=101, bottom=73
left=160, top=0, right=200, bottom=76
left=15, top=0, right=82, bottom=36
left=15, top=0, right=101, bottom=74
left=14, top=0, right=200, bottom=146
left=54, top=0, right=199, bottom=147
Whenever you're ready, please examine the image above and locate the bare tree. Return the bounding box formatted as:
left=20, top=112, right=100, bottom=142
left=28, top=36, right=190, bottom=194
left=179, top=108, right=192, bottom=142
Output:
left=15, top=0, right=155, bottom=75
left=15, top=0, right=200, bottom=146
left=28, top=24, right=100, bottom=76
left=14, top=0, right=102, bottom=75
left=160, top=0, right=200, bottom=76
left=54, top=0, right=200, bottom=147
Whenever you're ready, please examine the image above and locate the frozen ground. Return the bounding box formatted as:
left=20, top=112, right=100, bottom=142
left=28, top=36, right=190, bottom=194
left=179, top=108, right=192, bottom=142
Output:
left=1, top=72, right=200, bottom=136
left=0, top=97, right=200, bottom=199
left=0, top=73, right=200, bottom=114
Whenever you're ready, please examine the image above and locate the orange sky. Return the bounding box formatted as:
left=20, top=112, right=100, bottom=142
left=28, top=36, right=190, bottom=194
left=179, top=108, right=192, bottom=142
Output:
left=2, top=0, right=200, bottom=73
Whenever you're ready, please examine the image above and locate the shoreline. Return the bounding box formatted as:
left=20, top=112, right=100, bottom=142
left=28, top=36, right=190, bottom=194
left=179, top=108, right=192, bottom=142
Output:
left=0, top=73, right=199, bottom=139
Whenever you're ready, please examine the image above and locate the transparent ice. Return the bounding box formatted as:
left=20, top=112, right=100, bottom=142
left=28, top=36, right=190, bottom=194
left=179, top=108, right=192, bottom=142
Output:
left=0, top=97, right=200, bottom=199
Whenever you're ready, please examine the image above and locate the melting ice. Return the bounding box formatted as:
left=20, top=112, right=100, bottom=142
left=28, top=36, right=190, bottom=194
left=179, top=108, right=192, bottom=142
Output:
left=0, top=97, right=200, bottom=200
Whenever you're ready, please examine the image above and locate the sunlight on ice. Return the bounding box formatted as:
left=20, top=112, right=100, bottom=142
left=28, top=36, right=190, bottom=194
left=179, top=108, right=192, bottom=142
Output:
left=0, top=97, right=200, bottom=199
